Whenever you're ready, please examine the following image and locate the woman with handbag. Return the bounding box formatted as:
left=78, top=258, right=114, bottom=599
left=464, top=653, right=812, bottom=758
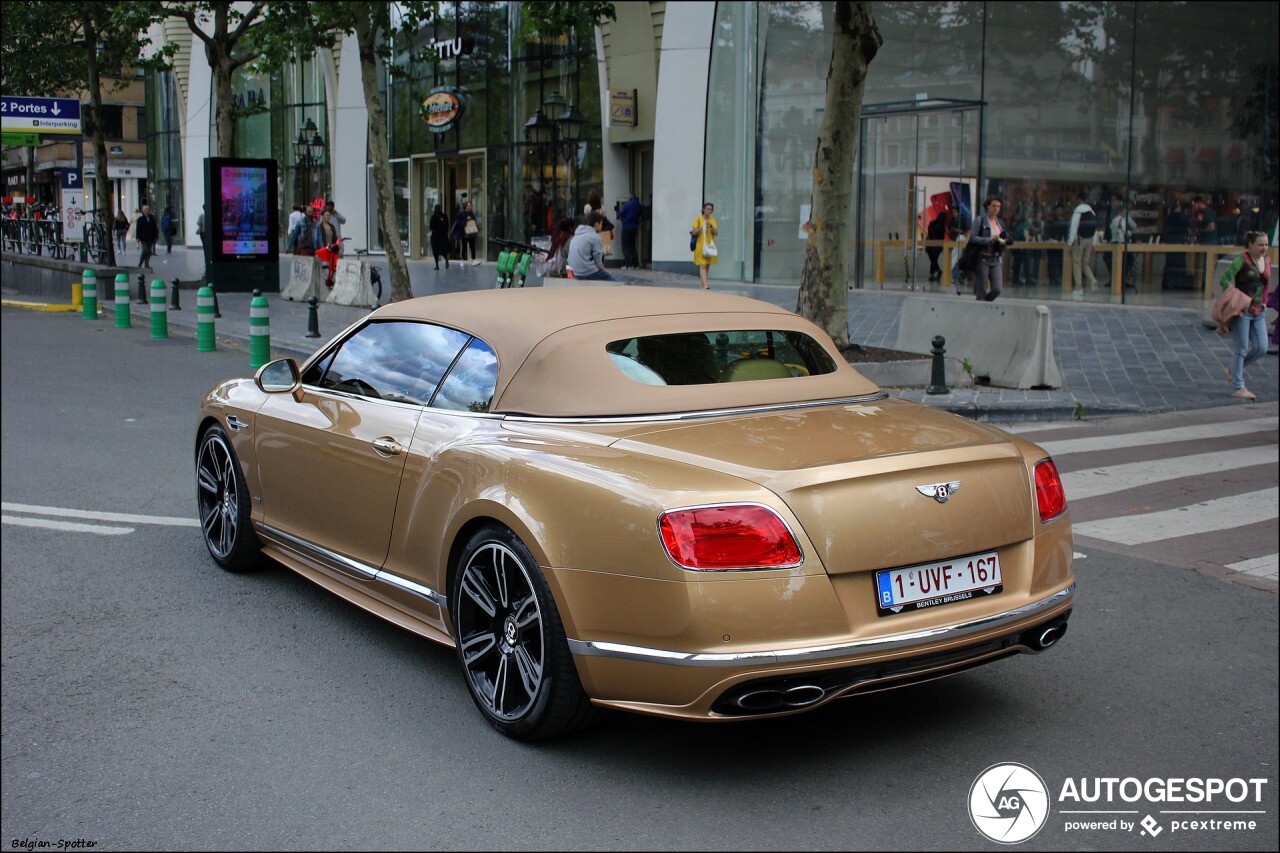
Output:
left=690, top=202, right=719, bottom=289
left=1216, top=230, right=1272, bottom=400
left=969, top=196, right=1012, bottom=302
left=454, top=201, right=480, bottom=264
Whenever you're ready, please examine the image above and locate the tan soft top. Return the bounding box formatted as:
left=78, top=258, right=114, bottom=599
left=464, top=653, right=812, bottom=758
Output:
left=368, top=287, right=879, bottom=416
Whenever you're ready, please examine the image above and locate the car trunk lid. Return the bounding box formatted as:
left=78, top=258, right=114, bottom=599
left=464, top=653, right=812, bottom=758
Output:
left=610, top=399, right=1034, bottom=574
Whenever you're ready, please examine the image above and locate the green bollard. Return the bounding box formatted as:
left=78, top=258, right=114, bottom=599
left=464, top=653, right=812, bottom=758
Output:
left=196, top=286, right=216, bottom=352
left=81, top=270, right=97, bottom=319
left=249, top=289, right=270, bottom=369
left=150, top=279, right=168, bottom=339
left=114, top=273, right=131, bottom=328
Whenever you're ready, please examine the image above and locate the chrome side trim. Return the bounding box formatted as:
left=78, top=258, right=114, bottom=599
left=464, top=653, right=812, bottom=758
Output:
left=501, top=393, right=889, bottom=425
left=567, top=583, right=1075, bottom=667
left=225, top=414, right=250, bottom=432
left=256, top=523, right=447, bottom=609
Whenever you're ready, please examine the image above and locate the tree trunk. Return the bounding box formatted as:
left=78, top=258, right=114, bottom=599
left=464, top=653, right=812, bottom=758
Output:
left=84, top=17, right=116, bottom=266
left=357, top=18, right=412, bottom=302
left=795, top=2, right=881, bottom=348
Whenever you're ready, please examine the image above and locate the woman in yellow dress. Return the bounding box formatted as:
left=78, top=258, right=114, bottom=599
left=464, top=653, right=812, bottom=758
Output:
left=690, top=202, right=718, bottom=289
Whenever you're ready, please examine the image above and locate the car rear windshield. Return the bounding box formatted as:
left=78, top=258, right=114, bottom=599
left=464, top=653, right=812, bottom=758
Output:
left=606, top=330, right=838, bottom=386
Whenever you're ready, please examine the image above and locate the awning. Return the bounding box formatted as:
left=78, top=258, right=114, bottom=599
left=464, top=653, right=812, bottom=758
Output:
left=1164, top=147, right=1185, bottom=163
left=1226, top=146, right=1243, bottom=162
left=1195, top=146, right=1219, bottom=162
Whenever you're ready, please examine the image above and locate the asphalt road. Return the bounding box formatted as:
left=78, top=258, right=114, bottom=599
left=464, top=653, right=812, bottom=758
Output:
left=2, top=307, right=1277, bottom=851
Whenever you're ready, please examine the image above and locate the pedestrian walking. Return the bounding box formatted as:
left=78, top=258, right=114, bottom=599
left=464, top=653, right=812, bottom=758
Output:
left=135, top=205, right=159, bottom=270
left=619, top=193, right=643, bottom=269
left=113, top=210, right=129, bottom=253
left=429, top=203, right=451, bottom=270
left=126, top=208, right=141, bottom=250
left=1067, top=193, right=1099, bottom=298
left=926, top=204, right=951, bottom=283
left=969, top=196, right=1012, bottom=302
left=160, top=206, right=176, bottom=254
left=285, top=204, right=305, bottom=253
left=1108, top=204, right=1138, bottom=287
left=691, top=202, right=719, bottom=289
left=567, top=212, right=617, bottom=281
left=1217, top=230, right=1272, bottom=400
left=453, top=201, right=480, bottom=264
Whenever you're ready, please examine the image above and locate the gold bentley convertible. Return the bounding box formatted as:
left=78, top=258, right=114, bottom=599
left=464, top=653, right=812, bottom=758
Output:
left=195, top=287, right=1074, bottom=740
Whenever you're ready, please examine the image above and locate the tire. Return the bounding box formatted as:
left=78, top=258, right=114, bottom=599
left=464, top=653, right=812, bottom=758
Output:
left=451, top=525, right=600, bottom=740
left=196, top=424, right=262, bottom=572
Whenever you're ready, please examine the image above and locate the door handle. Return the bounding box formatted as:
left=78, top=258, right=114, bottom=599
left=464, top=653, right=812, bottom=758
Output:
left=371, top=437, right=403, bottom=457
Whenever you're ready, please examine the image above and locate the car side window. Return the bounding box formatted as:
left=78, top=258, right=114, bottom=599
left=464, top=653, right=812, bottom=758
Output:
left=432, top=338, right=498, bottom=413
left=311, top=321, right=471, bottom=405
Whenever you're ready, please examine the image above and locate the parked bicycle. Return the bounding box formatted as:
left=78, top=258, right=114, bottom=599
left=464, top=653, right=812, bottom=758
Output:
left=83, top=209, right=111, bottom=265
left=489, top=237, right=546, bottom=289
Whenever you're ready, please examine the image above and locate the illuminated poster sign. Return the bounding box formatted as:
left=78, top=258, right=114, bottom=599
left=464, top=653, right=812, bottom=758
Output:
left=206, top=157, right=278, bottom=264
left=421, top=88, right=464, bottom=134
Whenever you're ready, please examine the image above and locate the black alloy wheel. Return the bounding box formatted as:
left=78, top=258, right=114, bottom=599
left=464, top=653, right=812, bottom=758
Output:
left=196, top=424, right=261, bottom=572
left=452, top=526, right=599, bottom=740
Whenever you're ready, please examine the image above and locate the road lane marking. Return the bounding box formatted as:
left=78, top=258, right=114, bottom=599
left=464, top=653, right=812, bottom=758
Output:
left=2, top=515, right=134, bottom=535
left=1225, top=554, right=1279, bottom=580
left=1, top=502, right=199, bottom=527
left=1036, top=417, right=1277, bottom=457
left=1061, top=447, right=1279, bottom=500
left=1072, top=488, right=1279, bottom=546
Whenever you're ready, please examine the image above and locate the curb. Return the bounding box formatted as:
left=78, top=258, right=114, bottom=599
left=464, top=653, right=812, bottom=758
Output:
left=2, top=298, right=80, bottom=313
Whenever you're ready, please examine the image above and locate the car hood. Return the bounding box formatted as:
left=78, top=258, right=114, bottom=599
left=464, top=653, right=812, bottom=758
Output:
left=609, top=398, right=1036, bottom=574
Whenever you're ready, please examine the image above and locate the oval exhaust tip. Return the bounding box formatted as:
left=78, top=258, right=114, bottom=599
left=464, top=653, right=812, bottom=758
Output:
left=782, top=684, right=826, bottom=708
left=1038, top=627, right=1058, bottom=648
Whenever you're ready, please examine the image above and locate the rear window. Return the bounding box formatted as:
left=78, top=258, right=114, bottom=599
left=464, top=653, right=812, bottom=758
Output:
left=606, top=330, right=837, bottom=386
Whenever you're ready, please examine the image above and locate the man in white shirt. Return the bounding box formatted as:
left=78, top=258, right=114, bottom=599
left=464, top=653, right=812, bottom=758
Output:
left=1067, top=193, right=1099, bottom=297
left=285, top=205, right=306, bottom=253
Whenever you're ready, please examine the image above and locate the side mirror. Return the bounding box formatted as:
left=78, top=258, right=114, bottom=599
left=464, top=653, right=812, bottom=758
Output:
left=254, top=358, right=300, bottom=394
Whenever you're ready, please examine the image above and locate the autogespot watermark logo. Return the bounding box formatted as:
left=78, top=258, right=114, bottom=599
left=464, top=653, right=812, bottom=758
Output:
left=969, top=763, right=1051, bottom=844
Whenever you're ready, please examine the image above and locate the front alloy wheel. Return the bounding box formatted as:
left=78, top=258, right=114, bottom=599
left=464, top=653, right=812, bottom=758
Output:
left=196, top=424, right=260, bottom=572
left=453, top=526, right=599, bottom=739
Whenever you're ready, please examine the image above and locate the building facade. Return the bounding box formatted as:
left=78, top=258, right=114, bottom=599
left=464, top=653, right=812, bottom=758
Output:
left=150, top=1, right=1277, bottom=306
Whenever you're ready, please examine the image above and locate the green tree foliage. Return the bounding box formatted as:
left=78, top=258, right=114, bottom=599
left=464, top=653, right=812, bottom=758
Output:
left=516, top=1, right=616, bottom=45
left=124, top=2, right=267, bottom=158
left=248, top=1, right=439, bottom=303
left=1, top=1, right=171, bottom=265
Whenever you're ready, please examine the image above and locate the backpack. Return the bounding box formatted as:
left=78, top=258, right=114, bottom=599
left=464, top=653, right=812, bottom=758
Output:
left=1077, top=208, right=1098, bottom=239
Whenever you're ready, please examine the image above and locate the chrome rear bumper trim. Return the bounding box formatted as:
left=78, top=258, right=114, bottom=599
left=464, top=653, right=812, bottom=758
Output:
left=567, top=583, right=1075, bottom=667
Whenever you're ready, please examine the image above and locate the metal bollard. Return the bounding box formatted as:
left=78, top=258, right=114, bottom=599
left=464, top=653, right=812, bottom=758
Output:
left=150, top=279, right=168, bottom=339
left=81, top=270, right=97, bottom=319
left=249, top=290, right=270, bottom=369
left=305, top=296, right=321, bottom=338
left=170, top=278, right=182, bottom=311
left=114, top=273, right=131, bottom=328
left=196, top=286, right=216, bottom=352
left=926, top=335, right=949, bottom=395
left=210, top=282, right=222, bottom=318
left=136, top=272, right=148, bottom=304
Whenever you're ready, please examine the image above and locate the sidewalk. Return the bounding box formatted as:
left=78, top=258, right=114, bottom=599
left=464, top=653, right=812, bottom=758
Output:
left=6, top=244, right=1276, bottom=422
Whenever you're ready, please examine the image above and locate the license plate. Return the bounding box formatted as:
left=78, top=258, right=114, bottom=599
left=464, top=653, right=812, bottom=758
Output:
left=875, top=551, right=1002, bottom=616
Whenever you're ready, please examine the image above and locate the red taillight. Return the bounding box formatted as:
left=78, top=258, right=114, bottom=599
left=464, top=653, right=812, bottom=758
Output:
left=1034, top=459, right=1067, bottom=521
left=658, top=504, right=803, bottom=571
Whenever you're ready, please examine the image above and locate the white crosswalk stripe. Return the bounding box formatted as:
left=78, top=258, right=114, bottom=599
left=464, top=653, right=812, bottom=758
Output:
left=1072, top=487, right=1278, bottom=545
left=1061, top=447, right=1278, bottom=500
left=1022, top=409, right=1278, bottom=588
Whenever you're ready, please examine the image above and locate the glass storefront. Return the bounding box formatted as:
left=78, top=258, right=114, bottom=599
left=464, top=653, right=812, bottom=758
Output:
left=708, top=1, right=1279, bottom=305
left=383, top=0, right=601, bottom=259
left=146, top=71, right=185, bottom=226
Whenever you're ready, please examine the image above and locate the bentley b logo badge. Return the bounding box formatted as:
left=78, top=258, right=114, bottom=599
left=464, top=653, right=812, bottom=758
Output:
left=916, top=481, right=961, bottom=503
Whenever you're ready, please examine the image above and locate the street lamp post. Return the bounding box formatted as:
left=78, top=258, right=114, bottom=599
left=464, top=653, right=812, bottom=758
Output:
left=525, top=91, right=585, bottom=227
left=293, top=118, right=326, bottom=204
